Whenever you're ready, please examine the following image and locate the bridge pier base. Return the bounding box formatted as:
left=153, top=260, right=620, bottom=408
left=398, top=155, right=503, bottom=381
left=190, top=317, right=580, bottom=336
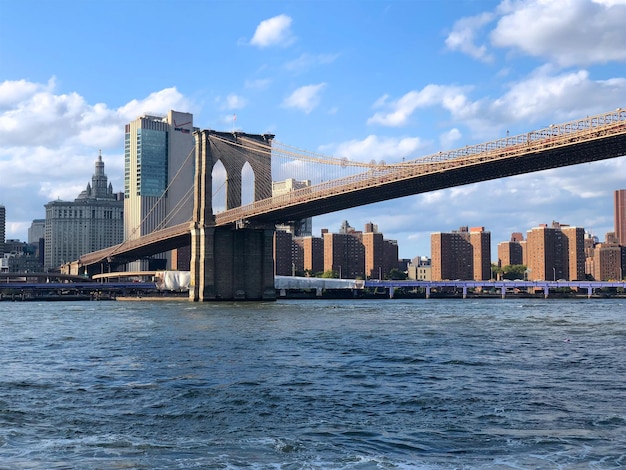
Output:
left=189, top=225, right=276, bottom=301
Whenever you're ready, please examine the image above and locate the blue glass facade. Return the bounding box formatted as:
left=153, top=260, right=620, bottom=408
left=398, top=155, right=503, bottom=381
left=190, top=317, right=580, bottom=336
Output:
left=137, top=128, right=168, bottom=197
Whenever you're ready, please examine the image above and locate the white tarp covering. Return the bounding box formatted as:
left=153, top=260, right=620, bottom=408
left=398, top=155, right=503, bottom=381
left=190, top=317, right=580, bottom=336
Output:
left=154, top=273, right=362, bottom=292
left=154, top=271, right=191, bottom=291
left=274, top=275, right=364, bottom=290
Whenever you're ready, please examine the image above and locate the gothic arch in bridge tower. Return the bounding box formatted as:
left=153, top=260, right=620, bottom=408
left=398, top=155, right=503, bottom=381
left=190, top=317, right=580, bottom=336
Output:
left=241, top=161, right=255, bottom=206
left=195, top=130, right=274, bottom=216
left=190, top=130, right=276, bottom=301
left=211, top=159, right=226, bottom=214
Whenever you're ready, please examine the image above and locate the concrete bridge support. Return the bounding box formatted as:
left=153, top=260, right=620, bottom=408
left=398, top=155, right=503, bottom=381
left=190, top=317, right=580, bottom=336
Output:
left=189, top=129, right=277, bottom=301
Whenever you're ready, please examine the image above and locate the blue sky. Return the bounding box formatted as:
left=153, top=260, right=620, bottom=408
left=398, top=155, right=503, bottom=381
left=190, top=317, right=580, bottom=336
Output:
left=1, top=0, right=625, bottom=260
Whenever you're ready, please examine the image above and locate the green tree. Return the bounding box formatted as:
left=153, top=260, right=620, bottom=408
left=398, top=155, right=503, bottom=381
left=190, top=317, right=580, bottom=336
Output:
left=501, top=264, right=527, bottom=280
left=491, top=263, right=502, bottom=280
left=388, top=268, right=407, bottom=280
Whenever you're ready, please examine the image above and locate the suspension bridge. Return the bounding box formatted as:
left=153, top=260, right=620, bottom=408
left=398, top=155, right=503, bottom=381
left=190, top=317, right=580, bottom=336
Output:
left=68, top=108, right=626, bottom=300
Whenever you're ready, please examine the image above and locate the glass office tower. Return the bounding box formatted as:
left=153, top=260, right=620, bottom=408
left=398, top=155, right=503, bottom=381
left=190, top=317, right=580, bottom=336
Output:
left=123, top=110, right=195, bottom=270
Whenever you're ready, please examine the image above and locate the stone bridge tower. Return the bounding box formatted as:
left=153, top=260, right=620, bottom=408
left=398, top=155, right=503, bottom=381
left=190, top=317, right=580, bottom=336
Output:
left=190, top=130, right=276, bottom=301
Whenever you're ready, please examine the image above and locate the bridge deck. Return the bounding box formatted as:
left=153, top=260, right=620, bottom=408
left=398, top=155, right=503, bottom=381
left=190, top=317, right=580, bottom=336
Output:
left=75, top=109, right=626, bottom=268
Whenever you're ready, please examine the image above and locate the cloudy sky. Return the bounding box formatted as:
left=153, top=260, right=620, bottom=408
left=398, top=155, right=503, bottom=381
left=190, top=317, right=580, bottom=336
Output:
left=1, top=0, right=625, bottom=260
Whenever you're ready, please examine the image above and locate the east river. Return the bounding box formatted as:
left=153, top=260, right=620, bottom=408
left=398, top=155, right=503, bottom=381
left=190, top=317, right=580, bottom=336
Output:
left=1, top=298, right=625, bottom=469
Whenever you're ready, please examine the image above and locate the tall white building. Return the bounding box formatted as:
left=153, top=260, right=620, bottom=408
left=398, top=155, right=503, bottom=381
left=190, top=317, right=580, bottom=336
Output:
left=272, top=178, right=313, bottom=236
left=44, top=152, right=123, bottom=271
left=124, top=110, right=195, bottom=270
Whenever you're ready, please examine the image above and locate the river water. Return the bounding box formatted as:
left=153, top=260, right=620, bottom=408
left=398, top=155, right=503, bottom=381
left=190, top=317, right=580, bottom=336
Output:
left=1, top=298, right=625, bottom=469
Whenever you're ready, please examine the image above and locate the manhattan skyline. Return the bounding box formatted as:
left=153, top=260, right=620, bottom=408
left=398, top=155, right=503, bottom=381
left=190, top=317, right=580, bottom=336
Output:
left=1, top=0, right=625, bottom=259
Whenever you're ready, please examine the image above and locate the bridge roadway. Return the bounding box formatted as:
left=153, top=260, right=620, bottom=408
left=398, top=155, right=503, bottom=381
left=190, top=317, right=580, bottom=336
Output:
left=77, top=109, right=626, bottom=268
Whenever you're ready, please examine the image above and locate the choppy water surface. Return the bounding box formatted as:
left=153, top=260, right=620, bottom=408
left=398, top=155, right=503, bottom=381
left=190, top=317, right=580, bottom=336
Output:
left=1, top=298, right=625, bottom=469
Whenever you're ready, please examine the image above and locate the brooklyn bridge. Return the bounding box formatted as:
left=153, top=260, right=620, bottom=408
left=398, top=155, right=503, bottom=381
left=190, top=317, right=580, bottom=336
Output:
left=64, top=109, right=626, bottom=301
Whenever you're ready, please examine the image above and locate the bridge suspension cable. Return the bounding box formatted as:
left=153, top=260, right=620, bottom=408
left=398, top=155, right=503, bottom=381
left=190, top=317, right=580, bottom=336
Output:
left=76, top=107, right=625, bottom=269
left=89, top=144, right=196, bottom=263
left=215, top=107, right=626, bottom=225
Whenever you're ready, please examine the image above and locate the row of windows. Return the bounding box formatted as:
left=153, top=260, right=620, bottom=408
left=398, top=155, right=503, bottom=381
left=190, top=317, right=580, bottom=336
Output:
left=48, top=209, right=123, bottom=218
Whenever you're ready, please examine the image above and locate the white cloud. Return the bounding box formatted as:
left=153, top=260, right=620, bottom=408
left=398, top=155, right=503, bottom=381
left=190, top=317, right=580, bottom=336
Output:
left=445, top=12, right=495, bottom=62
left=320, top=135, right=425, bottom=164
left=0, top=77, right=54, bottom=109
left=592, top=0, right=626, bottom=5
left=282, top=83, right=326, bottom=113
left=221, top=93, right=247, bottom=110
left=489, top=66, right=626, bottom=125
left=439, top=128, right=462, bottom=149
left=244, top=78, right=272, bottom=90
left=0, top=80, right=193, bottom=239
left=367, top=85, right=472, bottom=127
left=250, top=14, right=295, bottom=48
left=116, top=87, right=192, bottom=121
left=491, top=0, right=626, bottom=66
left=367, top=65, right=625, bottom=139
left=284, top=53, right=339, bottom=73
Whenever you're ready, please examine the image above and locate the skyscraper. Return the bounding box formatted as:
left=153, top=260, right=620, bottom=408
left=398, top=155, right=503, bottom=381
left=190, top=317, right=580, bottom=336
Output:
left=615, top=189, right=626, bottom=246
left=124, top=110, right=195, bottom=270
left=28, top=219, right=45, bottom=244
left=44, top=152, right=123, bottom=270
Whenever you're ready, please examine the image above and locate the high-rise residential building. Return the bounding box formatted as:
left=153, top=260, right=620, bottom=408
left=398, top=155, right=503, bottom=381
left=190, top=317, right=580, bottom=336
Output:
left=273, top=221, right=398, bottom=279
left=44, top=152, right=124, bottom=271
left=0, top=204, right=5, bottom=259
left=593, top=242, right=622, bottom=281
left=362, top=225, right=384, bottom=279
left=588, top=232, right=626, bottom=281
left=431, top=226, right=491, bottom=281
left=274, top=230, right=295, bottom=276
left=525, top=221, right=584, bottom=281
left=431, top=232, right=469, bottom=280
left=469, top=227, right=491, bottom=280
left=294, top=236, right=324, bottom=275
left=322, top=222, right=367, bottom=279
left=526, top=224, right=562, bottom=281
left=361, top=227, right=399, bottom=280
left=615, top=189, right=626, bottom=246
left=383, top=239, right=399, bottom=278
left=561, top=226, right=585, bottom=281
left=323, top=231, right=365, bottom=279
left=498, top=233, right=524, bottom=267
left=124, top=110, right=195, bottom=270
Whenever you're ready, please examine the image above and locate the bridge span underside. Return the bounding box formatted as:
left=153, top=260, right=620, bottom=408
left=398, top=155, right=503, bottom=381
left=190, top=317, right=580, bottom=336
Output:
left=242, top=131, right=626, bottom=224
